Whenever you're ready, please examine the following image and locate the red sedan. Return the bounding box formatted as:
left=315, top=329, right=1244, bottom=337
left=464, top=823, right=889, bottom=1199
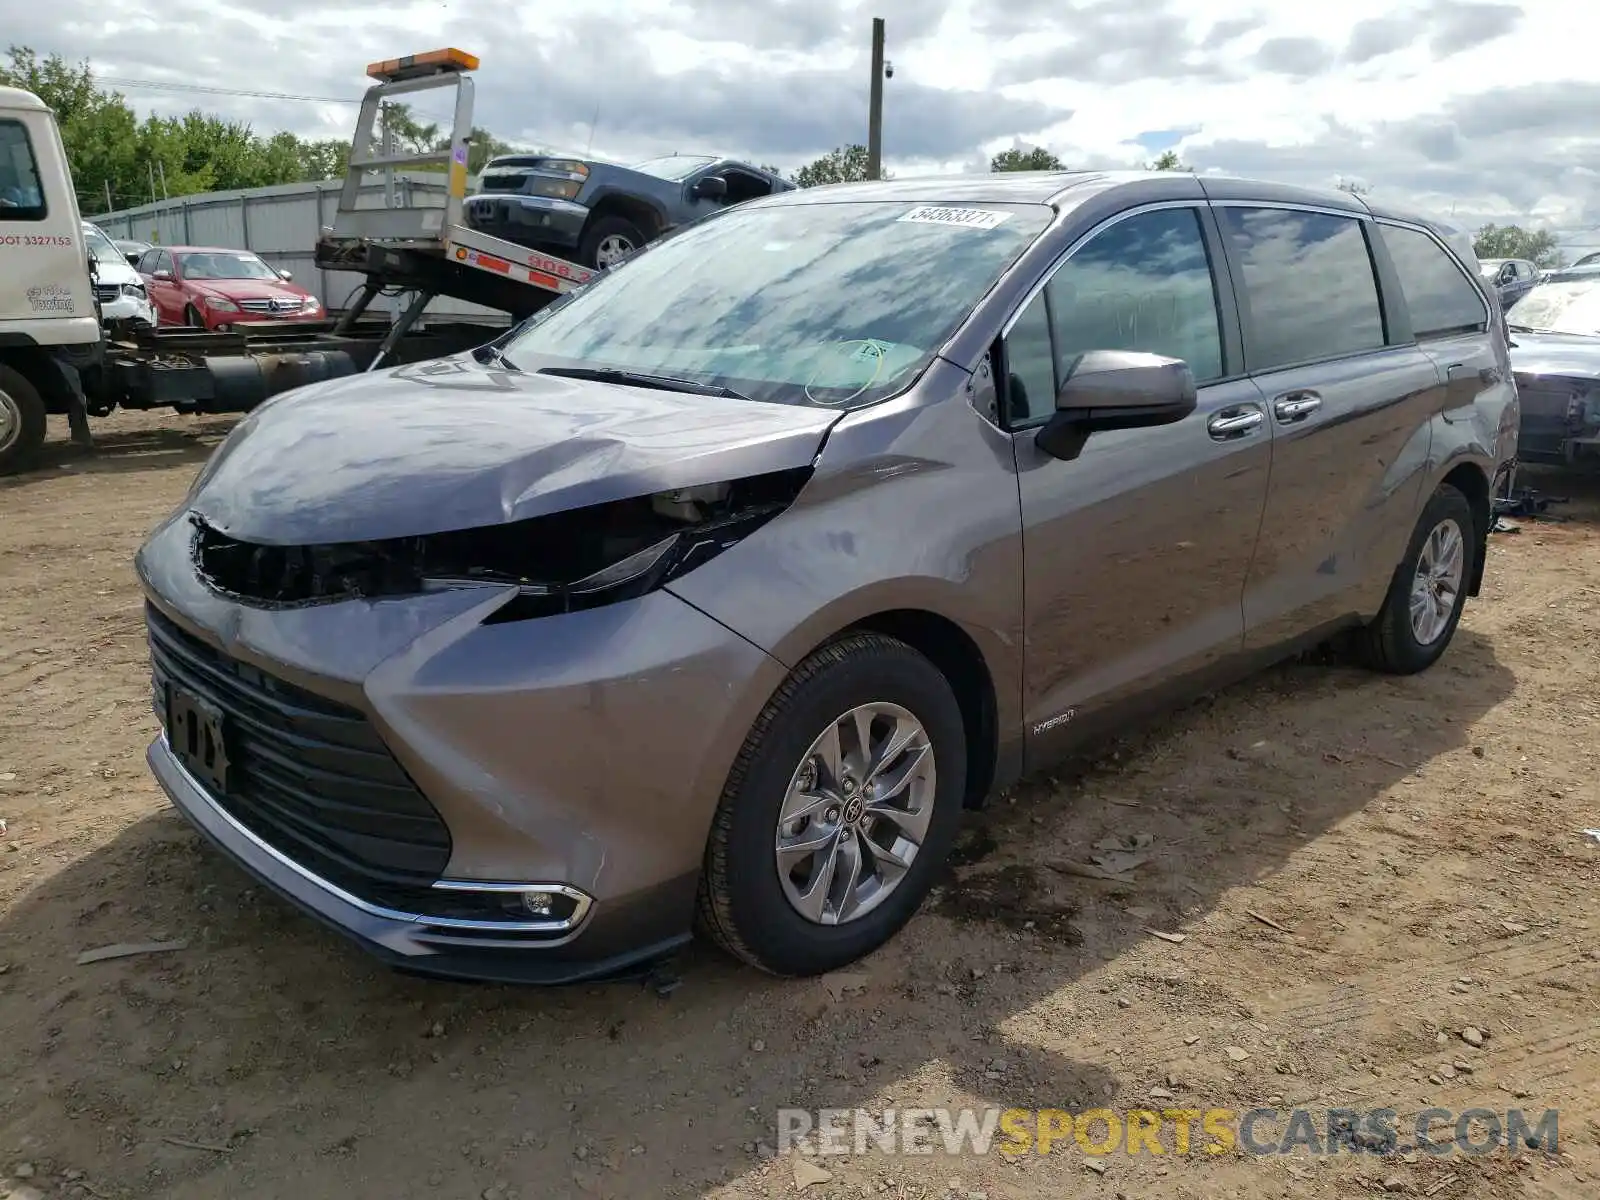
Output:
left=135, top=245, right=324, bottom=331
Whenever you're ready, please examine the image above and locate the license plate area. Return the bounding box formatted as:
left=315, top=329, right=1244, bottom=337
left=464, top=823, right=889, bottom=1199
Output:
left=165, top=682, right=231, bottom=794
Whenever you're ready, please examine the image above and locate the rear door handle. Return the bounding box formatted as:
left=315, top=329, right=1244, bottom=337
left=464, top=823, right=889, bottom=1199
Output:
left=1207, top=406, right=1264, bottom=440
left=1272, top=391, right=1322, bottom=423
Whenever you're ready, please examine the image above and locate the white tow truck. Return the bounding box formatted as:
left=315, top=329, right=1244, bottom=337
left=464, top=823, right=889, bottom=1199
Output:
left=0, top=48, right=596, bottom=475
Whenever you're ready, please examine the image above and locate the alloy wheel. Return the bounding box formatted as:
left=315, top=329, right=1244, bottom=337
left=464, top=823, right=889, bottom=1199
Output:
left=773, top=702, right=937, bottom=926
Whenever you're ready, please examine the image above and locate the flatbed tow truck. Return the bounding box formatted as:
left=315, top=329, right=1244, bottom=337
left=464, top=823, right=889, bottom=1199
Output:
left=0, top=48, right=594, bottom=475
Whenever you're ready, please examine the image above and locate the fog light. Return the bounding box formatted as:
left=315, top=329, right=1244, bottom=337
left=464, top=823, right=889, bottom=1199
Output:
left=520, top=891, right=554, bottom=916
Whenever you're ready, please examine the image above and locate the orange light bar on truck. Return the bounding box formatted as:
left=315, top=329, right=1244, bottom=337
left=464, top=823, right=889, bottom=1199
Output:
left=366, top=48, right=480, bottom=81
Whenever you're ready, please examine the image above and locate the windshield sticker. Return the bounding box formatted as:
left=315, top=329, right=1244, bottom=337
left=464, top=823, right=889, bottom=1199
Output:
left=850, top=338, right=895, bottom=363
left=898, top=206, right=1012, bottom=231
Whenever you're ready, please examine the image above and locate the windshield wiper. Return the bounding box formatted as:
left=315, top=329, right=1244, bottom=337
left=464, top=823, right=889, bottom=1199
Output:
left=536, top=365, right=752, bottom=401
left=472, top=343, right=521, bottom=371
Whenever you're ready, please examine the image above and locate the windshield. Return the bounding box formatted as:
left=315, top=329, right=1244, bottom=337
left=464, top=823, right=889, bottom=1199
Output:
left=630, top=154, right=718, bottom=181
left=178, top=251, right=280, bottom=281
left=1505, top=273, right=1600, bottom=336
left=81, top=224, right=123, bottom=264
left=500, top=199, right=1054, bottom=408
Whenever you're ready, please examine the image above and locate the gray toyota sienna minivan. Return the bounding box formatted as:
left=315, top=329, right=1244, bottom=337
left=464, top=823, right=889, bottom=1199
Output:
left=138, top=171, right=1518, bottom=983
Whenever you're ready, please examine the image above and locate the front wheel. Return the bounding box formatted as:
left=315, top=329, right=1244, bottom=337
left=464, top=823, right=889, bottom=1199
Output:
left=578, top=215, right=646, bottom=269
left=0, top=363, right=49, bottom=476
left=697, top=633, right=967, bottom=976
left=1356, top=483, right=1477, bottom=674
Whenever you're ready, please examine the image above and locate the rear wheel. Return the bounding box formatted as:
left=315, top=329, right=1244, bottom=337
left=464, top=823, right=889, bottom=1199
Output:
left=578, top=215, right=647, bottom=269
left=697, top=633, right=967, bottom=976
left=0, top=363, right=49, bottom=476
left=1356, top=483, right=1476, bottom=674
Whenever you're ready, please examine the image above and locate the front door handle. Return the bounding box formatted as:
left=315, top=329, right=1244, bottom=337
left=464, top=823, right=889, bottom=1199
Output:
left=1273, top=391, right=1322, bottom=423
left=1207, top=406, right=1264, bottom=440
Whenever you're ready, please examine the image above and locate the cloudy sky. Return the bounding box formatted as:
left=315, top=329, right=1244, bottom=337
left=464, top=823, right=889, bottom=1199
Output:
left=13, top=0, right=1597, bottom=254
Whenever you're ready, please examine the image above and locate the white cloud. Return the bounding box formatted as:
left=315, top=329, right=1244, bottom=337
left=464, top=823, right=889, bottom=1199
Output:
left=10, top=0, right=1598, bottom=257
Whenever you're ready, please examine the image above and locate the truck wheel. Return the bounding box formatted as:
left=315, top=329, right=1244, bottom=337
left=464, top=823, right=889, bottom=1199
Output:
left=579, top=216, right=646, bottom=269
left=0, top=363, right=49, bottom=476
left=696, top=633, right=967, bottom=976
left=1355, top=483, right=1477, bottom=675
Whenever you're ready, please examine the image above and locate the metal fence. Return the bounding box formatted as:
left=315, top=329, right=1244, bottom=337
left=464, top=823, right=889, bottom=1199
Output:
left=85, top=173, right=504, bottom=321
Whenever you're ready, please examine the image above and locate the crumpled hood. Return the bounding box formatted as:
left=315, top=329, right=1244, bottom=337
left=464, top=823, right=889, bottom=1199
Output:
left=1509, top=330, right=1600, bottom=380
left=189, top=355, right=841, bottom=544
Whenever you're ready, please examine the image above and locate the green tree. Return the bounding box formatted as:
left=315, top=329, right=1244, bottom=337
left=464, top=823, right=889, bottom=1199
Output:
left=991, top=146, right=1064, bottom=172
left=793, top=145, right=886, bottom=187
left=2, top=46, right=518, bottom=208
left=1146, top=149, right=1190, bottom=171
left=1474, top=223, right=1564, bottom=268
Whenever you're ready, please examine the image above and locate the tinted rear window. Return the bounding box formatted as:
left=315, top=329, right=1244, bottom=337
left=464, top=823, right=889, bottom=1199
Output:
left=1220, top=206, right=1385, bottom=371
left=1380, top=224, right=1487, bottom=340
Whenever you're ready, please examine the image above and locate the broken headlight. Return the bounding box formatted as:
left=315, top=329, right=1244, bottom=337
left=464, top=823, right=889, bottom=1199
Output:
left=189, top=468, right=811, bottom=614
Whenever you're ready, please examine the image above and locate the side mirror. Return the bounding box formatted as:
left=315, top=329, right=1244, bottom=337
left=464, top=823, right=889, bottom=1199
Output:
left=693, top=175, right=729, bottom=200
left=1035, top=349, right=1198, bottom=461
left=152, top=269, right=173, bottom=281
left=277, top=268, right=293, bottom=281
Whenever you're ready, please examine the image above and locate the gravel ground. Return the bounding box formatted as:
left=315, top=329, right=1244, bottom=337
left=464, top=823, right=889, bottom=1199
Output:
left=0, top=410, right=1596, bottom=1200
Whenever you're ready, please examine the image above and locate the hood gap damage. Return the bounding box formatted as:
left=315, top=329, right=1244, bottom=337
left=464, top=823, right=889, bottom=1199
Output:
left=191, top=466, right=812, bottom=619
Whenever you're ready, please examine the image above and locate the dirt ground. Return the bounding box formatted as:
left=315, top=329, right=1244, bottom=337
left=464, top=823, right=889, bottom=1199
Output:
left=1, top=410, right=1596, bottom=1200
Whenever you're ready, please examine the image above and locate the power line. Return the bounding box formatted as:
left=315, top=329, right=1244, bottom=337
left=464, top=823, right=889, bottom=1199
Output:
left=96, top=75, right=360, bottom=105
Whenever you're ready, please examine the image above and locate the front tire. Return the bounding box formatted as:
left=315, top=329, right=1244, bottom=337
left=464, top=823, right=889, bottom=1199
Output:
left=697, top=633, right=967, bottom=976
left=1357, top=483, right=1476, bottom=674
left=0, top=363, right=48, bottom=477
left=578, top=215, right=646, bottom=269
left=184, top=304, right=204, bottom=330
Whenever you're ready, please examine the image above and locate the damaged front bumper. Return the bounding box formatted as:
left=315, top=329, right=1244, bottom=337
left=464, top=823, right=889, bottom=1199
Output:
left=136, top=510, right=790, bottom=983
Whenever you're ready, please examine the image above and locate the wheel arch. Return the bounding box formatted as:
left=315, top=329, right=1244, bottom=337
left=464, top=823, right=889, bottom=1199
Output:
left=820, top=608, right=1004, bottom=811
left=1439, top=460, right=1492, bottom=597
left=582, top=192, right=667, bottom=241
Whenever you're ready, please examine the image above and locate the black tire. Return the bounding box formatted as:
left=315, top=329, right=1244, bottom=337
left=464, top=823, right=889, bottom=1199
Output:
left=1356, top=483, right=1477, bottom=674
left=0, top=362, right=49, bottom=477
left=184, top=304, right=204, bottom=329
left=697, top=632, right=968, bottom=976
left=578, top=215, right=647, bottom=269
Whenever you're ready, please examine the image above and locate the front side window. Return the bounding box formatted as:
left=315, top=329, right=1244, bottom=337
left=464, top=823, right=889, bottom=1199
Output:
left=500, top=199, right=1054, bottom=409
left=1221, top=206, right=1385, bottom=371
left=177, top=251, right=280, bottom=281
left=1380, top=223, right=1487, bottom=340
left=1002, top=207, right=1225, bottom=424
left=0, top=119, right=46, bottom=222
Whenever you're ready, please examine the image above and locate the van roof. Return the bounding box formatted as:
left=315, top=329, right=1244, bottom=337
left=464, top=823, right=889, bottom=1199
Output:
left=0, top=85, right=49, bottom=113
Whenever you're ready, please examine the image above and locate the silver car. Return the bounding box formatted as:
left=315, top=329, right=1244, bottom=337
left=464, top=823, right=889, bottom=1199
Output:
left=138, top=172, right=1517, bottom=983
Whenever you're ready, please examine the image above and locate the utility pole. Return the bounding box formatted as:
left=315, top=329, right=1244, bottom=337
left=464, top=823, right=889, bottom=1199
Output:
left=866, top=17, right=885, bottom=181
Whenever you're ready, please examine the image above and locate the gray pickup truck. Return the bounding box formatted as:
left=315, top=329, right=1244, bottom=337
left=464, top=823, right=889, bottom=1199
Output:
left=462, top=153, right=795, bottom=268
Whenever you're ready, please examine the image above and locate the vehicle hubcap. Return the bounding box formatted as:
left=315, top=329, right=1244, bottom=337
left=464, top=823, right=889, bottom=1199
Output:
left=0, top=388, right=21, bottom=454
left=595, top=234, right=636, bottom=267
left=774, top=702, right=936, bottom=926
left=1409, top=517, right=1465, bottom=646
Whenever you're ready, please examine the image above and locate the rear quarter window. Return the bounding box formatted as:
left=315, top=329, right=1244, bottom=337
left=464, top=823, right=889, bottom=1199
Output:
left=1219, top=205, right=1385, bottom=371
left=1379, top=223, right=1488, bottom=340
left=0, top=118, right=47, bottom=222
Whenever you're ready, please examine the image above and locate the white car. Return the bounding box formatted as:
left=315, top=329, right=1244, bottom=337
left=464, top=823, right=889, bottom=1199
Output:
left=82, top=221, right=155, bottom=325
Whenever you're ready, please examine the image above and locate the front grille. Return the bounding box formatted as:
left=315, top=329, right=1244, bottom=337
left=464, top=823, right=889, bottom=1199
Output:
left=237, top=298, right=296, bottom=315
left=146, top=603, right=453, bottom=909
left=94, top=283, right=120, bottom=303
